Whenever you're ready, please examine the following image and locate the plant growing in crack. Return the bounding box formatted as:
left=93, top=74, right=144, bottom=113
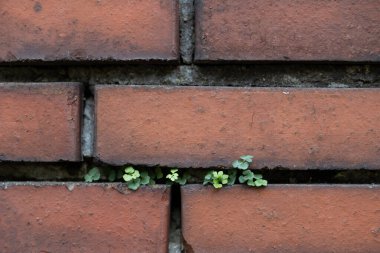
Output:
left=204, top=155, right=268, bottom=189
left=232, top=155, right=254, bottom=170
left=122, top=166, right=152, bottom=190
left=84, top=167, right=101, bottom=183
left=203, top=170, right=229, bottom=188
left=166, top=168, right=191, bottom=185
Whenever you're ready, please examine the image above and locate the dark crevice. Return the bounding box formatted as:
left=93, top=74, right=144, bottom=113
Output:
left=169, top=184, right=183, bottom=252
left=1, top=162, right=379, bottom=184
left=1, top=64, right=379, bottom=87
left=0, top=162, right=87, bottom=181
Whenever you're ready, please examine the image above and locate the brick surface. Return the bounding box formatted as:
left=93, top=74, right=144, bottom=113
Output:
left=195, top=0, right=380, bottom=62
left=0, top=183, right=171, bottom=253
left=0, top=0, right=178, bottom=62
left=182, top=185, right=380, bottom=253
left=0, top=83, right=82, bottom=161
left=95, top=86, right=380, bottom=169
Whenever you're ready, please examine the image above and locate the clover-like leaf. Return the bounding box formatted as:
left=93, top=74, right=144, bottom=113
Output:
left=203, top=171, right=213, bottom=185
left=177, top=171, right=190, bottom=185
left=239, top=170, right=254, bottom=183
left=247, top=179, right=256, bottom=186
left=125, top=166, right=134, bottom=174
left=205, top=170, right=229, bottom=189
left=254, top=179, right=268, bottom=187
left=232, top=160, right=249, bottom=170
left=227, top=169, right=237, bottom=185
left=84, top=167, right=101, bottom=183
left=127, top=178, right=141, bottom=191
left=123, top=174, right=133, bottom=182
left=140, top=171, right=150, bottom=185
left=240, top=155, right=253, bottom=163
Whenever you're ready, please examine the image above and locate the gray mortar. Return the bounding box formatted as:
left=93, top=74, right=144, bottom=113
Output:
left=169, top=207, right=183, bottom=253
left=82, top=96, right=94, bottom=158
left=179, top=0, right=195, bottom=64
left=1, top=64, right=379, bottom=87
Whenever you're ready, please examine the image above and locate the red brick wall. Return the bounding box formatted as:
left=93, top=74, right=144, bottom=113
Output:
left=0, top=0, right=379, bottom=252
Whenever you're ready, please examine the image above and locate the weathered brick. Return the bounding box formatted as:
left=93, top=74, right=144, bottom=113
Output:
left=0, top=183, right=171, bottom=253
left=182, top=185, right=380, bottom=253
left=95, top=86, right=380, bottom=169
left=195, top=0, right=380, bottom=62
left=0, top=0, right=178, bottom=62
left=0, top=83, right=82, bottom=161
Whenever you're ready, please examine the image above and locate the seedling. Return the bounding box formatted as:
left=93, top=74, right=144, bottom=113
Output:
left=166, top=168, right=190, bottom=185
left=84, top=167, right=101, bottom=183
left=122, top=166, right=151, bottom=190
left=204, top=170, right=229, bottom=189
left=232, top=155, right=253, bottom=170
left=239, top=170, right=268, bottom=187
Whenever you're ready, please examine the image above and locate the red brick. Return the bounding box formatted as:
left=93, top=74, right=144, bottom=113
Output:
left=195, top=0, right=380, bottom=62
left=0, top=183, right=171, bottom=253
left=0, top=0, right=178, bottom=62
left=95, top=86, right=380, bottom=169
left=0, top=83, right=82, bottom=161
left=182, top=185, right=380, bottom=253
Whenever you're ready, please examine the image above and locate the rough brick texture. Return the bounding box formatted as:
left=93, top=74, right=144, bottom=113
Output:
left=0, top=83, right=82, bottom=161
left=182, top=185, right=380, bottom=253
left=195, top=0, right=380, bottom=62
left=0, top=0, right=178, bottom=62
left=95, top=86, right=380, bottom=169
left=0, top=183, right=171, bottom=253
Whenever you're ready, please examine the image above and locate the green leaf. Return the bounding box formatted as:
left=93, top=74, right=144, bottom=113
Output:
left=166, top=173, right=179, bottom=182
left=240, top=155, right=253, bottom=163
left=132, top=170, right=140, bottom=179
left=125, top=166, right=134, bottom=174
left=253, top=173, right=263, bottom=180
left=84, top=174, right=92, bottom=183
left=108, top=170, right=116, bottom=182
left=123, top=174, right=133, bottom=182
left=239, top=175, right=247, bottom=183
left=155, top=167, right=163, bottom=179
left=247, top=179, right=255, bottom=186
left=140, top=171, right=150, bottom=185
left=232, top=160, right=241, bottom=169
left=204, top=172, right=212, bottom=181
left=177, top=177, right=187, bottom=185
left=128, top=178, right=141, bottom=191
left=232, top=160, right=249, bottom=170
left=242, top=170, right=254, bottom=180
left=84, top=167, right=101, bottom=182
left=213, top=182, right=222, bottom=189
left=254, top=179, right=268, bottom=187
left=177, top=171, right=191, bottom=185
left=227, top=170, right=237, bottom=185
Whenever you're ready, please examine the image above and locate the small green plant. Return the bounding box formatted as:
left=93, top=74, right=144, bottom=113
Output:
left=85, top=155, right=267, bottom=191
left=232, top=155, right=253, bottom=170
left=166, top=168, right=190, bottom=185
left=84, top=167, right=101, bottom=183
left=204, top=155, right=268, bottom=189
left=203, top=170, right=229, bottom=188
left=122, top=166, right=151, bottom=190
left=239, top=170, right=267, bottom=187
